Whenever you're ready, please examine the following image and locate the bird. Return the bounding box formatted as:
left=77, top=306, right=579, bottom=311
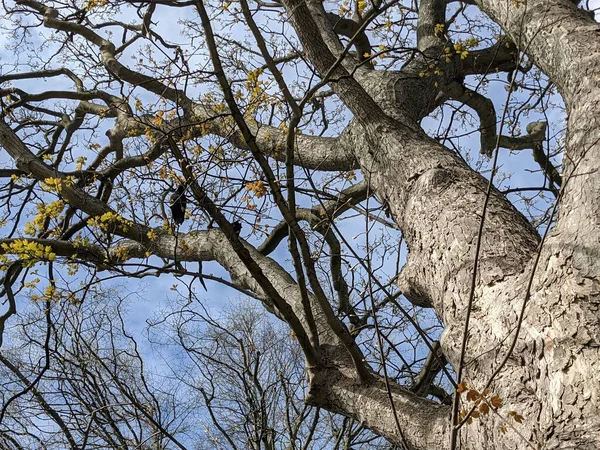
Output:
left=168, top=185, right=187, bottom=225
left=232, top=220, right=242, bottom=236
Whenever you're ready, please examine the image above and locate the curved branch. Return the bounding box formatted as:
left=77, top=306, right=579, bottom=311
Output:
left=445, top=84, right=559, bottom=191
left=461, top=39, right=519, bottom=76
left=325, top=13, right=373, bottom=69
left=446, top=83, right=536, bottom=155
left=0, top=68, right=84, bottom=90
left=306, top=367, right=450, bottom=448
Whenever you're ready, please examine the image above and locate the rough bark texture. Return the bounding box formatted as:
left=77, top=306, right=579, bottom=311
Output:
left=274, top=0, right=600, bottom=448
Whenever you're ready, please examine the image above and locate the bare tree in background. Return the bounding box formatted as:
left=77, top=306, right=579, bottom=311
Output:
left=0, top=0, right=599, bottom=448
left=158, top=299, right=395, bottom=449
left=0, top=287, right=191, bottom=450
left=0, top=286, right=385, bottom=449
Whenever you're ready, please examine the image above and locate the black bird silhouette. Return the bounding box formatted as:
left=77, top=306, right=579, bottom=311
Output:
left=169, top=185, right=187, bottom=225
left=232, top=220, right=242, bottom=236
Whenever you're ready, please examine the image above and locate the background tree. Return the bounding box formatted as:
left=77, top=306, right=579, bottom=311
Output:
left=0, top=286, right=385, bottom=449
left=0, top=0, right=598, bottom=449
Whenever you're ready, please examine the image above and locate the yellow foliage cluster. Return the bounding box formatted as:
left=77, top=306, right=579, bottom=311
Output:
left=85, top=0, right=108, bottom=11
left=463, top=37, right=480, bottom=48
left=24, top=201, right=65, bottom=237
left=442, top=39, right=479, bottom=63
left=338, top=0, right=350, bottom=15
left=41, top=176, right=75, bottom=193
left=417, top=36, right=481, bottom=81
left=126, top=128, right=141, bottom=138
left=434, top=23, right=445, bottom=37
left=87, top=212, right=132, bottom=232
left=357, top=0, right=367, bottom=14
left=145, top=126, right=156, bottom=143
left=72, top=235, right=91, bottom=249
left=245, top=68, right=270, bottom=116
left=0, top=239, right=56, bottom=269
left=195, top=123, right=211, bottom=137
left=66, top=262, right=79, bottom=276
left=30, top=285, right=61, bottom=302
left=208, top=144, right=224, bottom=159
left=11, top=173, right=23, bottom=185
left=153, top=110, right=165, bottom=127
left=112, top=246, right=129, bottom=262
left=343, top=171, right=357, bottom=182
left=245, top=180, right=267, bottom=198
left=75, top=156, right=87, bottom=171
left=246, top=68, right=264, bottom=86
left=24, top=277, right=40, bottom=289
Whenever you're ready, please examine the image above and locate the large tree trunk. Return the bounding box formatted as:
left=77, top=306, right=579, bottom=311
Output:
left=279, top=0, right=600, bottom=448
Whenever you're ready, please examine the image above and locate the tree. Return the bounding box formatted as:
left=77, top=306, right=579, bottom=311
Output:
left=0, top=0, right=598, bottom=448
left=0, top=287, right=193, bottom=450
left=0, top=284, right=386, bottom=449
left=161, top=300, right=395, bottom=449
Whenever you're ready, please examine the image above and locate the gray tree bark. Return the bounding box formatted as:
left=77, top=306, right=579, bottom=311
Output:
left=275, top=0, right=600, bottom=448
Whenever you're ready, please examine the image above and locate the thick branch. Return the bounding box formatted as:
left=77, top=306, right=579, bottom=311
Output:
left=417, top=0, right=446, bottom=51
left=325, top=12, right=373, bottom=69
left=307, top=367, right=450, bottom=449
left=446, top=84, right=557, bottom=187
left=12, top=0, right=358, bottom=172
left=474, top=0, right=600, bottom=256
left=461, top=39, right=519, bottom=76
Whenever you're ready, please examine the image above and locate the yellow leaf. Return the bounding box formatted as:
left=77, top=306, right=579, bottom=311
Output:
left=491, top=395, right=503, bottom=408
left=357, top=0, right=367, bottom=14
left=509, top=411, right=523, bottom=423
left=466, top=389, right=479, bottom=402
left=457, top=382, right=468, bottom=394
